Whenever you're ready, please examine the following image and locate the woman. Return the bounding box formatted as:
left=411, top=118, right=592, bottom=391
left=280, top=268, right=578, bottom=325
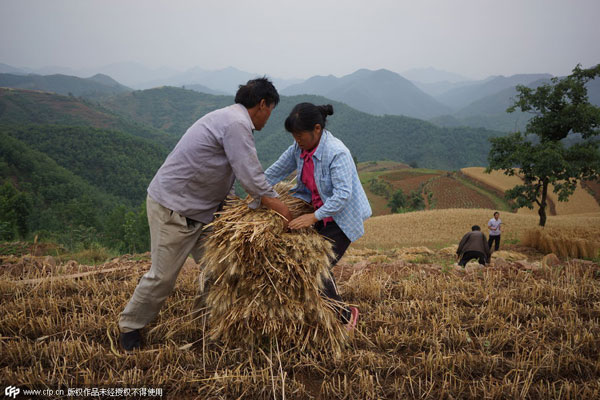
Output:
left=264, top=102, right=372, bottom=330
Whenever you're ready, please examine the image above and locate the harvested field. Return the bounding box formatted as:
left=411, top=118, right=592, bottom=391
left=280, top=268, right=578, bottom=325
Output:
left=2, top=244, right=600, bottom=399
left=462, top=167, right=600, bottom=215
left=427, top=176, right=496, bottom=210
left=361, top=168, right=512, bottom=215
left=381, top=171, right=438, bottom=194
left=357, top=160, right=410, bottom=173
left=357, top=208, right=600, bottom=250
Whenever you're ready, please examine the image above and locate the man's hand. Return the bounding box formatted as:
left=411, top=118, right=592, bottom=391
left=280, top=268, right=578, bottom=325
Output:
left=289, top=213, right=319, bottom=230
left=261, top=196, right=292, bottom=225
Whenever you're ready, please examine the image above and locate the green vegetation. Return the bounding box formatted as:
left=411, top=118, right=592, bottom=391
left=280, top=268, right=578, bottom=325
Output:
left=3, top=124, right=167, bottom=204
left=0, top=127, right=151, bottom=254
left=487, top=64, right=600, bottom=226
left=387, top=188, right=426, bottom=214
left=387, top=189, right=407, bottom=213
left=368, top=177, right=393, bottom=198
left=100, top=86, right=233, bottom=136
left=0, top=88, right=175, bottom=147
left=100, top=88, right=506, bottom=170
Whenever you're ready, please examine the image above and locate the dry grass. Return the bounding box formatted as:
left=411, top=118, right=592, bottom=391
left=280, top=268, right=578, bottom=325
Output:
left=200, top=182, right=347, bottom=356
left=357, top=208, right=600, bottom=250
left=461, top=167, right=600, bottom=216
left=522, top=227, right=600, bottom=259
left=2, top=191, right=600, bottom=398
left=2, top=250, right=600, bottom=398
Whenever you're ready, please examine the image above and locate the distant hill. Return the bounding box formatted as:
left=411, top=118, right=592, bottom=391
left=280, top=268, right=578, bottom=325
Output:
left=136, top=66, right=302, bottom=93
left=282, top=69, right=452, bottom=119
left=429, top=81, right=546, bottom=132
left=431, top=77, right=600, bottom=132
left=4, top=124, right=167, bottom=205
left=0, top=63, right=27, bottom=75
left=141, top=66, right=255, bottom=93
left=0, top=131, right=121, bottom=234
left=0, top=88, right=174, bottom=147
left=0, top=72, right=131, bottom=100
left=412, top=80, right=479, bottom=98
left=184, top=83, right=229, bottom=96
left=436, top=74, right=552, bottom=110
left=100, top=87, right=505, bottom=170
left=81, top=62, right=180, bottom=88
left=402, top=67, right=471, bottom=84
left=100, top=86, right=233, bottom=136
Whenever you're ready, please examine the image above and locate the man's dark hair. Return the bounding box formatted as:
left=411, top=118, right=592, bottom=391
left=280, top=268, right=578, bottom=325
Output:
left=472, top=225, right=481, bottom=231
left=235, top=77, right=279, bottom=108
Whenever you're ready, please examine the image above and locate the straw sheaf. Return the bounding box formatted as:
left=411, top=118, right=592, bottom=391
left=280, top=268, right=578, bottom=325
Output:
left=201, top=181, right=348, bottom=355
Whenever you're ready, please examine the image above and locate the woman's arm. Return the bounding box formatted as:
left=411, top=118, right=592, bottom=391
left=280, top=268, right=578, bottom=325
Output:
left=264, top=144, right=298, bottom=186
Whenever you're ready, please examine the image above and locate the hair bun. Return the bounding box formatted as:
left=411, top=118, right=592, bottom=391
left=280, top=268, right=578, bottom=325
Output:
left=318, top=104, right=334, bottom=117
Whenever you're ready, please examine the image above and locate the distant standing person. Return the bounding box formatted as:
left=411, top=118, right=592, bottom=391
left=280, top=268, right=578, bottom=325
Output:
left=488, top=211, right=502, bottom=251
left=264, top=102, right=372, bottom=331
left=118, top=77, right=292, bottom=351
left=456, top=225, right=491, bottom=267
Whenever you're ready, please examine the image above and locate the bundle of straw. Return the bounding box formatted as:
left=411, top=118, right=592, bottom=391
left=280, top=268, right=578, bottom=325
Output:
left=201, top=182, right=348, bottom=356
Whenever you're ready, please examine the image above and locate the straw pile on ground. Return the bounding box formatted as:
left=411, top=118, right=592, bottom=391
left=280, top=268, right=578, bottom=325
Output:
left=522, top=226, right=600, bottom=258
left=200, top=182, right=348, bottom=356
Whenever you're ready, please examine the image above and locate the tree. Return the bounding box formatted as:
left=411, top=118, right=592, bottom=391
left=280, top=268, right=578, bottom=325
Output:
left=408, top=190, right=425, bottom=211
left=487, top=64, right=600, bottom=226
left=388, top=189, right=407, bottom=213
left=0, top=180, right=32, bottom=240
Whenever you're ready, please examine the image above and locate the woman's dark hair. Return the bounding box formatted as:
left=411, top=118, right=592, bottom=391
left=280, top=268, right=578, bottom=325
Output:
left=284, top=103, right=334, bottom=133
left=472, top=225, right=481, bottom=231
left=235, top=77, right=280, bottom=108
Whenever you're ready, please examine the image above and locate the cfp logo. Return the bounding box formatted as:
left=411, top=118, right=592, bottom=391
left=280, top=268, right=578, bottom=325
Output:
left=4, top=386, right=20, bottom=398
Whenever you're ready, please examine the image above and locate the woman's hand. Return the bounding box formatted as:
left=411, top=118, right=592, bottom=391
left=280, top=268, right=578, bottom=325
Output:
left=288, top=213, right=318, bottom=230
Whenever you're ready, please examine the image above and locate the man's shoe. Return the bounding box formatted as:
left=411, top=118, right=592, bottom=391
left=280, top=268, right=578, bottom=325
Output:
left=346, top=307, right=359, bottom=331
left=119, top=329, right=142, bottom=351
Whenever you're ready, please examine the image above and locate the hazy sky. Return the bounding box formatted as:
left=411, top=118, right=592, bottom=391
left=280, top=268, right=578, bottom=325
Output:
left=1, top=0, right=599, bottom=80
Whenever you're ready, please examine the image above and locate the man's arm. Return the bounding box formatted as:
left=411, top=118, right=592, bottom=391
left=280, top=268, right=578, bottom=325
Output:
left=222, top=121, right=291, bottom=221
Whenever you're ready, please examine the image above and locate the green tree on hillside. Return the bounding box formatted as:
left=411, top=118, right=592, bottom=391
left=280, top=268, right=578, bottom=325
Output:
left=487, top=64, right=600, bottom=226
left=369, top=178, right=393, bottom=199
left=388, top=189, right=407, bottom=213
left=408, top=190, right=425, bottom=211
left=0, top=180, right=32, bottom=239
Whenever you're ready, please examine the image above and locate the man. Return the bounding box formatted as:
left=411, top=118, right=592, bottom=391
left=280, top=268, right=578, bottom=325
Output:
left=488, top=211, right=502, bottom=251
left=456, top=225, right=491, bottom=267
left=118, top=77, right=292, bottom=351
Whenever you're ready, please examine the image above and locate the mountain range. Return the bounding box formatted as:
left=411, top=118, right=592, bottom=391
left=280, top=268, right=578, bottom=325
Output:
left=2, top=64, right=598, bottom=245
left=282, top=69, right=452, bottom=119
left=401, top=67, right=471, bottom=84
left=1, top=62, right=599, bottom=134
left=0, top=62, right=302, bottom=94
left=0, top=72, right=130, bottom=100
